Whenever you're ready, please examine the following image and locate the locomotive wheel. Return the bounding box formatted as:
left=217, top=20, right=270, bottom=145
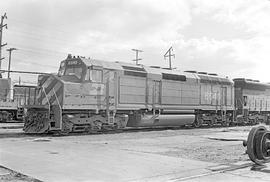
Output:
left=257, top=131, right=270, bottom=161
left=254, top=117, right=259, bottom=125
left=221, top=121, right=229, bottom=127
left=193, top=119, right=202, bottom=128
left=208, top=120, right=214, bottom=127
left=246, top=126, right=268, bottom=165
left=255, top=131, right=265, bottom=160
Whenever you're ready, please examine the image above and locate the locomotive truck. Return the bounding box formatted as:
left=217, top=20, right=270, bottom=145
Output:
left=23, top=55, right=238, bottom=133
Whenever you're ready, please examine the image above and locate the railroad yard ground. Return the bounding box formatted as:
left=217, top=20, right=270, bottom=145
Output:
left=0, top=123, right=270, bottom=182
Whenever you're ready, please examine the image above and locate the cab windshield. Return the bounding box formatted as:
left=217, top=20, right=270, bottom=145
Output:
left=64, top=67, right=83, bottom=79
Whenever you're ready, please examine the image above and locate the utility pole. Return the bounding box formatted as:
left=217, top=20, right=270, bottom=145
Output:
left=0, top=13, right=8, bottom=69
left=131, top=49, right=143, bottom=65
left=164, top=46, right=175, bottom=70
left=6, top=48, right=17, bottom=78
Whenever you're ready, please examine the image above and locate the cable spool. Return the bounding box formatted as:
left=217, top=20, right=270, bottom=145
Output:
left=243, top=126, right=270, bottom=165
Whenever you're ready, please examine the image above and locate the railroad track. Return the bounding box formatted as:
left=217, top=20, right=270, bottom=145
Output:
left=0, top=121, right=262, bottom=139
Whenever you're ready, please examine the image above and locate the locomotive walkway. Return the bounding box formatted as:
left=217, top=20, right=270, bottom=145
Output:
left=0, top=124, right=270, bottom=182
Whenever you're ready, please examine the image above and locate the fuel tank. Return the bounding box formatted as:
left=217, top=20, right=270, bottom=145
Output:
left=127, top=114, right=195, bottom=127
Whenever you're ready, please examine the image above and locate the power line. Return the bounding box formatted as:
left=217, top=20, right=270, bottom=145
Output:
left=8, top=17, right=75, bottom=35
left=5, top=35, right=90, bottom=57
left=12, top=58, right=58, bottom=69
left=6, top=29, right=75, bottom=46
left=5, top=30, right=98, bottom=55
left=2, top=18, right=96, bottom=59
left=0, top=69, right=51, bottom=75
left=5, top=19, right=103, bottom=52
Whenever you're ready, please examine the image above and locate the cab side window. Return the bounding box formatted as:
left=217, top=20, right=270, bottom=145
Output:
left=85, top=68, right=103, bottom=82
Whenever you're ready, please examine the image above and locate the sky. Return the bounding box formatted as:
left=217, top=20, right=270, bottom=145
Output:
left=0, top=0, right=270, bottom=84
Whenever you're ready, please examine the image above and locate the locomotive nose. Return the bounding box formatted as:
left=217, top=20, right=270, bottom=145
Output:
left=23, top=74, right=64, bottom=133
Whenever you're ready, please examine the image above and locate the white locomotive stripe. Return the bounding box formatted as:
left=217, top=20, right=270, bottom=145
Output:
left=42, top=76, right=54, bottom=90
left=41, top=82, right=62, bottom=105
left=41, top=81, right=62, bottom=105
left=38, top=76, right=54, bottom=102
left=52, top=93, right=63, bottom=105
left=37, top=76, right=50, bottom=100
left=50, top=86, right=63, bottom=106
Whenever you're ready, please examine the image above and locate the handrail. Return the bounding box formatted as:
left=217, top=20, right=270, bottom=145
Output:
left=53, top=88, right=62, bottom=130
left=42, top=87, right=50, bottom=115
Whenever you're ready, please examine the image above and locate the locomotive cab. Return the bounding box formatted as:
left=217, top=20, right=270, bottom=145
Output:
left=58, top=57, right=103, bottom=84
left=24, top=55, right=129, bottom=133
left=58, top=58, right=85, bottom=83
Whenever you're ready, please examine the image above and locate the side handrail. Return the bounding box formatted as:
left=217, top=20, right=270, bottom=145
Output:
left=53, top=88, right=62, bottom=130
left=42, top=87, right=50, bottom=115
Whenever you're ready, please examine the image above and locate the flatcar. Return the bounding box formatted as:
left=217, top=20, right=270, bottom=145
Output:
left=23, top=55, right=235, bottom=133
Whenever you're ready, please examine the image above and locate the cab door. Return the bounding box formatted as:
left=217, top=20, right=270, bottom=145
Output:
left=221, top=87, right=227, bottom=106
left=104, top=70, right=116, bottom=110
left=153, top=81, right=161, bottom=105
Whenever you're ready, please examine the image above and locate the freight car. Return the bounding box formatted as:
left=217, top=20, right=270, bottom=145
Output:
left=0, top=78, right=17, bottom=121
left=0, top=78, right=36, bottom=122
left=23, top=55, right=235, bottom=133
left=13, top=84, right=38, bottom=120
left=234, top=78, right=270, bottom=125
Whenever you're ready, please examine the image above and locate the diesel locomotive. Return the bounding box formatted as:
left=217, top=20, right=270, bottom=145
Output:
left=23, top=55, right=270, bottom=133
left=234, top=78, right=270, bottom=124
left=23, top=55, right=234, bottom=133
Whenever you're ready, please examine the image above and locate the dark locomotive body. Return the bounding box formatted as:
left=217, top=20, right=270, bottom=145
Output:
left=234, top=78, right=270, bottom=124
left=23, top=55, right=235, bottom=133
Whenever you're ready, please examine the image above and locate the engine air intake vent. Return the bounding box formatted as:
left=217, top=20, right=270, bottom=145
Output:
left=208, top=73, right=218, bottom=76
left=162, top=73, right=186, bottom=81
left=184, top=70, right=197, bottom=73
left=122, top=66, right=145, bottom=72
left=198, top=72, right=207, bottom=75
left=150, top=66, right=161, bottom=69
left=162, top=68, right=172, bottom=70
left=124, top=71, right=147, bottom=77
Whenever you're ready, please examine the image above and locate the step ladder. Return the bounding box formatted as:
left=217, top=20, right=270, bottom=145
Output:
left=16, top=107, right=24, bottom=120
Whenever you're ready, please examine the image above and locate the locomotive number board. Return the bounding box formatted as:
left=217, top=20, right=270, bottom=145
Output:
left=67, top=60, right=82, bottom=65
